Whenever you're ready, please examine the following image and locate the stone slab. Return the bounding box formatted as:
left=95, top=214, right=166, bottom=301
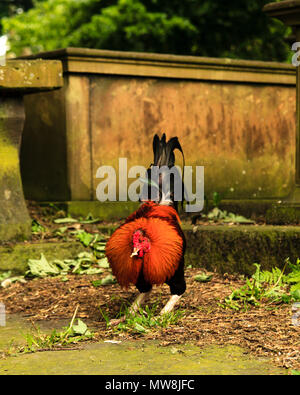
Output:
left=0, top=59, right=63, bottom=92
left=0, top=241, right=85, bottom=274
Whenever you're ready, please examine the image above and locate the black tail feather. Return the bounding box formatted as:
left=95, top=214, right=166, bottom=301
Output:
left=140, top=133, right=185, bottom=211
left=152, top=133, right=184, bottom=168
left=165, top=137, right=184, bottom=168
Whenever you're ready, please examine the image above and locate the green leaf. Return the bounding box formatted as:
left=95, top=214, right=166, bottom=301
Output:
left=77, top=252, right=94, bottom=260
left=79, top=213, right=100, bottom=224
left=222, top=215, right=255, bottom=224
left=0, top=270, right=12, bottom=282
left=27, top=254, right=60, bottom=278
left=54, top=217, right=78, bottom=224
left=101, top=274, right=116, bottom=285
left=60, top=276, right=69, bottom=282
left=204, top=207, right=254, bottom=224
left=31, top=219, right=45, bottom=233
left=52, top=259, right=73, bottom=272
left=84, top=267, right=104, bottom=275
left=92, top=274, right=116, bottom=286
left=98, top=257, right=109, bottom=268
left=72, top=319, right=90, bottom=335
left=206, top=207, right=224, bottom=219
left=134, top=322, right=147, bottom=333
left=25, top=251, right=106, bottom=278
left=212, top=191, right=221, bottom=207
left=91, top=279, right=103, bottom=287
left=55, top=226, right=68, bottom=234
left=291, top=288, right=300, bottom=301
left=291, top=370, right=300, bottom=375
left=76, top=231, right=95, bottom=247
left=94, top=243, right=106, bottom=252
left=194, top=273, right=213, bottom=283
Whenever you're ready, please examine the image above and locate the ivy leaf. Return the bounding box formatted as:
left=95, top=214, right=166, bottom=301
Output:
left=94, top=243, right=106, bottom=252
left=76, top=231, right=95, bottom=247
left=71, top=319, right=92, bottom=336
left=27, top=254, right=60, bottom=278
left=194, top=273, right=213, bottom=283
left=91, top=274, right=116, bottom=287
left=134, top=323, right=148, bottom=333
left=54, top=217, right=78, bottom=224
left=98, top=257, right=109, bottom=268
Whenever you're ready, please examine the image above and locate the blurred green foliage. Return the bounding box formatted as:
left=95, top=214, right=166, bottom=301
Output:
left=1, top=0, right=291, bottom=61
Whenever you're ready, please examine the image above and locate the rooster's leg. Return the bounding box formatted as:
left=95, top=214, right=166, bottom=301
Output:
left=128, top=291, right=151, bottom=315
left=109, top=291, right=151, bottom=326
left=159, top=294, right=182, bottom=315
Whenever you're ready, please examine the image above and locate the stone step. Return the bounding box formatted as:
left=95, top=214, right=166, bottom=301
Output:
left=0, top=241, right=85, bottom=274
left=182, top=224, right=300, bottom=276
left=1, top=225, right=300, bottom=276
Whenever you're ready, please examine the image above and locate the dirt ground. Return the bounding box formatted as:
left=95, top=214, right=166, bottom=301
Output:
left=1, top=267, right=299, bottom=372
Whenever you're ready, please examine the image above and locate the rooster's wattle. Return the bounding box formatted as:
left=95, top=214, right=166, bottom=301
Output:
left=105, top=134, right=186, bottom=323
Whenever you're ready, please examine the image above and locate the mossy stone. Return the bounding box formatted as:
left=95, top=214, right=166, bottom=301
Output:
left=0, top=241, right=85, bottom=275
left=98, top=223, right=300, bottom=276
left=184, top=224, right=300, bottom=275
left=266, top=205, right=300, bottom=224
left=0, top=97, right=31, bottom=241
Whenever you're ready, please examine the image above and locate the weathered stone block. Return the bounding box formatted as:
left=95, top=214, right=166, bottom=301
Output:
left=20, top=49, right=296, bottom=211
left=0, top=241, right=85, bottom=274
left=0, top=59, right=63, bottom=91
left=0, top=59, right=63, bottom=241
left=0, top=97, right=31, bottom=241
left=184, top=225, right=300, bottom=275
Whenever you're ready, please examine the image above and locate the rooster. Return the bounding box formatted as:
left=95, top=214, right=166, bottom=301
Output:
left=105, top=133, right=186, bottom=324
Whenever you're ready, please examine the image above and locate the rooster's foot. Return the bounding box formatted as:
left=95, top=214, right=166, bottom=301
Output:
left=159, top=294, right=182, bottom=315
left=109, top=291, right=151, bottom=326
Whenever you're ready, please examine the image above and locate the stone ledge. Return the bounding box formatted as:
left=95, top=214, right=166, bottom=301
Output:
left=184, top=225, right=300, bottom=275
left=2, top=224, right=300, bottom=277
left=41, top=200, right=277, bottom=222
left=0, top=59, right=63, bottom=92
left=98, top=223, right=300, bottom=276
left=263, top=0, right=300, bottom=25
left=0, top=241, right=85, bottom=274
left=41, top=201, right=140, bottom=221
left=19, top=47, right=296, bottom=85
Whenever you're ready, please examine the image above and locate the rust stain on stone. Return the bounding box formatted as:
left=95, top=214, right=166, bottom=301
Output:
left=90, top=77, right=295, bottom=199
left=83, top=76, right=295, bottom=199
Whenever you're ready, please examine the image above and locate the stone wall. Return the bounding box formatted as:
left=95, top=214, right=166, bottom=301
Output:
left=20, top=48, right=296, bottom=208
